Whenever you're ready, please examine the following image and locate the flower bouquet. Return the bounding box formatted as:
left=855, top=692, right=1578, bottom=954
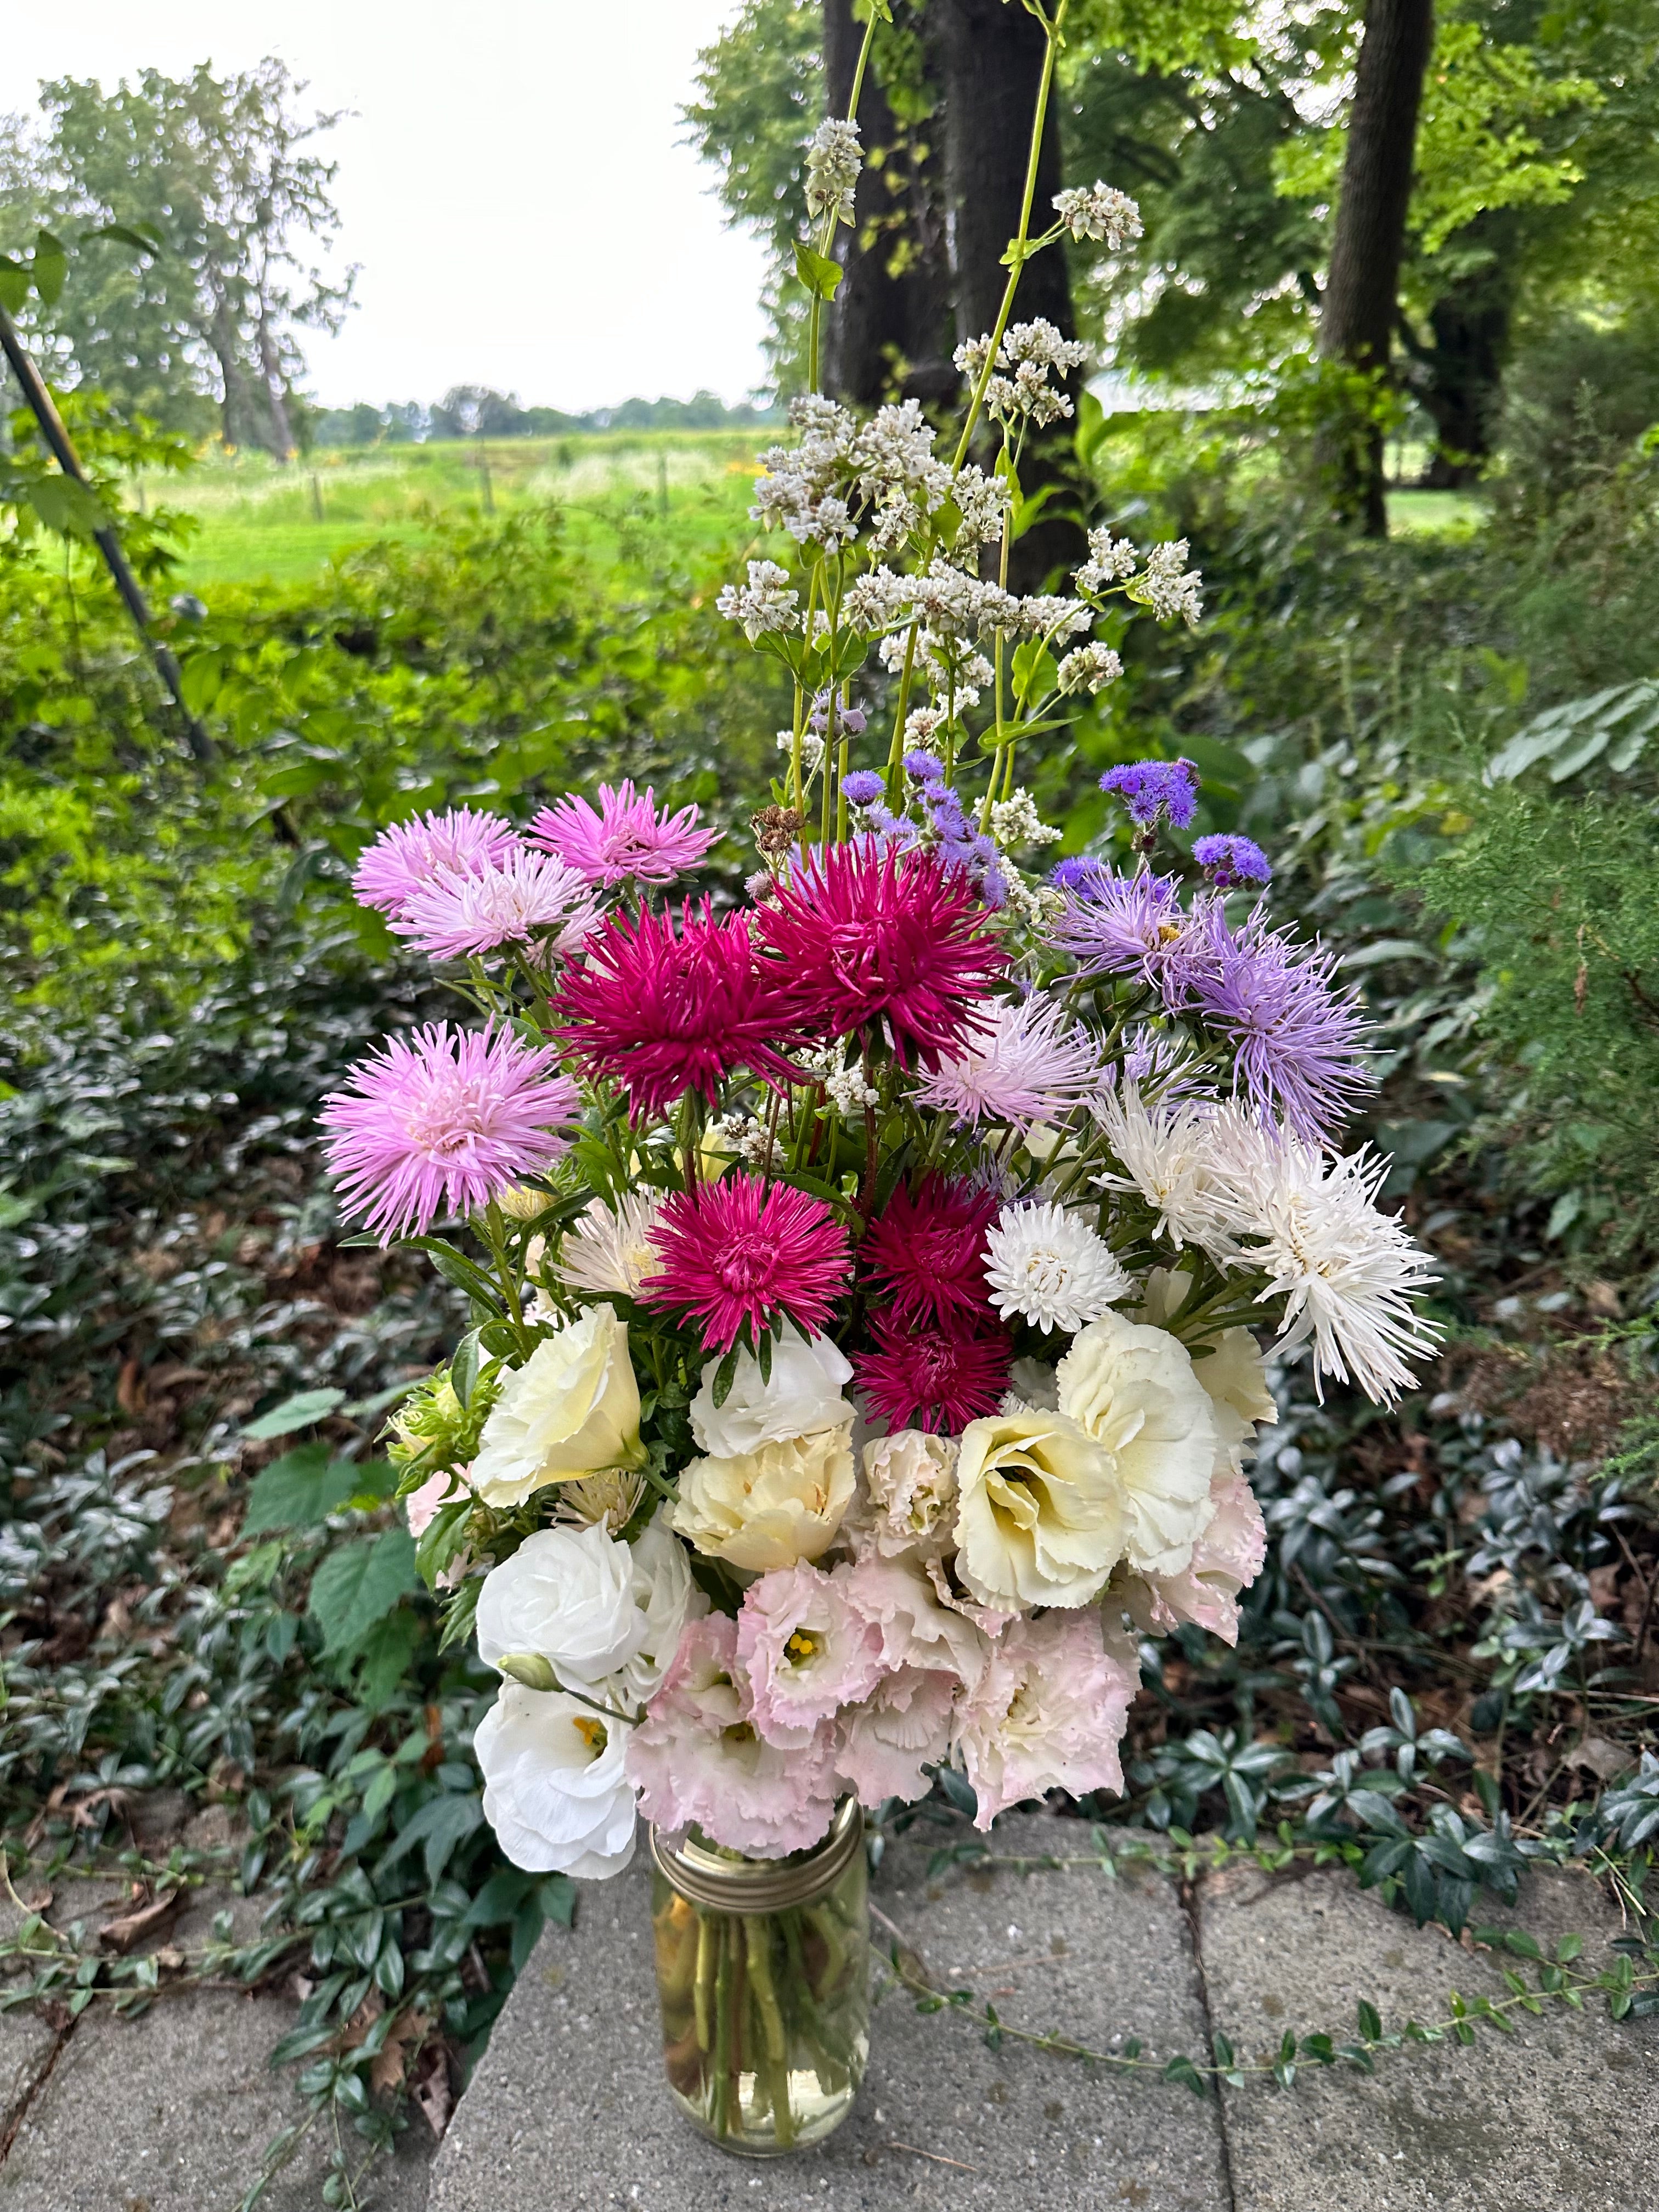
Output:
left=320, top=24, right=1438, bottom=2153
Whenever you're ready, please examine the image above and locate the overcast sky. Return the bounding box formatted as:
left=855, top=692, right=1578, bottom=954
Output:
left=0, top=1, right=776, bottom=411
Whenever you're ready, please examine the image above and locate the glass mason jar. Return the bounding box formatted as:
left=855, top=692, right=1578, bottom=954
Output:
left=648, top=1797, right=869, bottom=2155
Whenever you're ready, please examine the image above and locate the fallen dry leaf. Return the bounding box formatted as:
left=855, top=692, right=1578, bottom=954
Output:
left=98, top=1891, right=183, bottom=1955
left=369, top=2006, right=432, bottom=2098
left=412, top=2041, right=453, bottom=2141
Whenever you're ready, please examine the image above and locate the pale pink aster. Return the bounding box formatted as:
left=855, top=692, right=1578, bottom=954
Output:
left=1119, top=1466, right=1267, bottom=1647
left=836, top=1667, right=960, bottom=1807
left=528, top=780, right=719, bottom=888
left=952, top=1609, right=1137, bottom=1829
left=392, top=848, right=603, bottom=965
left=736, top=1562, right=885, bottom=1746
left=911, top=994, right=1101, bottom=1131
left=352, top=807, right=521, bottom=919
left=624, top=1613, right=838, bottom=1858
left=320, top=1022, right=579, bottom=1243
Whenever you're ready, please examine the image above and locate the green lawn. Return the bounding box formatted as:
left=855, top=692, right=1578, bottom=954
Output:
left=132, top=428, right=769, bottom=590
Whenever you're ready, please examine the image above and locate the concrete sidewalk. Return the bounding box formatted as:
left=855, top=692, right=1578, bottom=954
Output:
left=3, top=1812, right=1656, bottom=2211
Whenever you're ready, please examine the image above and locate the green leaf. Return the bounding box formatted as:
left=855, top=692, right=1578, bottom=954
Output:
left=451, top=1328, right=483, bottom=1408
left=1356, top=1997, right=1383, bottom=2042
left=242, top=1444, right=362, bottom=1533
left=414, top=1493, right=472, bottom=1591
left=82, top=221, right=162, bottom=255
left=243, top=1388, right=346, bottom=1440
left=400, top=1237, right=504, bottom=1310
left=0, top=255, right=30, bottom=314
left=349, top=1608, right=425, bottom=1711
left=1162, top=2053, right=1207, bottom=2098
left=710, top=1347, right=740, bottom=1410
left=1555, top=1933, right=1584, bottom=1965
left=382, top=1791, right=484, bottom=1886
left=308, top=1528, right=419, bottom=1655
left=757, top=1329, right=773, bottom=1387
left=26, top=475, right=106, bottom=541
left=32, top=230, right=68, bottom=309
left=793, top=241, right=844, bottom=300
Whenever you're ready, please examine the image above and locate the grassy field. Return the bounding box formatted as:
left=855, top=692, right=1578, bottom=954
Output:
left=132, top=428, right=769, bottom=591
left=125, top=425, right=1485, bottom=592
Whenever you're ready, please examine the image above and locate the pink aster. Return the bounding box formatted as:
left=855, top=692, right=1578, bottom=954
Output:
left=528, top=779, right=718, bottom=888
left=757, top=844, right=1007, bottom=1070
left=557, top=901, right=801, bottom=1121
left=912, top=994, right=1101, bottom=1131
left=639, top=1174, right=851, bottom=1353
left=319, top=1022, right=579, bottom=1243
left=860, top=1175, right=998, bottom=1329
left=352, top=807, right=521, bottom=919
left=625, top=1613, right=838, bottom=1858
left=853, top=1311, right=1011, bottom=1435
left=391, top=848, right=602, bottom=966
left=736, top=1562, right=885, bottom=1746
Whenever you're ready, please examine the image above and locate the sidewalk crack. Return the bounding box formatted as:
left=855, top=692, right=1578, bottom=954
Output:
left=1180, top=1875, right=1239, bottom=2212
left=0, top=2012, right=80, bottom=2166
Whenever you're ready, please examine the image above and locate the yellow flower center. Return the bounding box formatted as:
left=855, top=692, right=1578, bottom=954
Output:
left=721, top=1722, right=757, bottom=1745
left=572, top=1715, right=608, bottom=1756
left=785, top=1628, right=821, bottom=1665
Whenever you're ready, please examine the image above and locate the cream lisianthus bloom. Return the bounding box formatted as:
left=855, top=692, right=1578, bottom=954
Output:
left=1135, top=1265, right=1277, bottom=1468
left=470, top=1304, right=643, bottom=1509
left=1056, top=1311, right=1220, bottom=1577
left=673, top=1423, right=856, bottom=1572
left=857, top=1429, right=959, bottom=1558
left=952, top=1408, right=1126, bottom=1611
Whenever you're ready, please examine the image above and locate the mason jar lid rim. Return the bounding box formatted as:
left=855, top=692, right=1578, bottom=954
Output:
left=649, top=1796, right=862, bottom=1910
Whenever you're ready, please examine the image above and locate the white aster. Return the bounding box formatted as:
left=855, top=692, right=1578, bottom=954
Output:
left=1093, top=1080, right=1236, bottom=1255
left=1203, top=1113, right=1441, bottom=1407
left=557, top=1189, right=668, bottom=1300
left=984, top=1201, right=1132, bottom=1334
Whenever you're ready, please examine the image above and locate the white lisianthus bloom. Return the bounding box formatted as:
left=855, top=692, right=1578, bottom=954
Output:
left=1056, top=1311, right=1220, bottom=1577
left=1136, top=1265, right=1278, bottom=1468
left=673, top=1424, right=856, bottom=1572
left=470, top=1305, right=642, bottom=1508
left=690, top=1324, right=855, bottom=1458
left=620, top=1508, right=709, bottom=1701
left=857, top=1430, right=959, bottom=1558
left=1203, top=1113, right=1440, bottom=1406
left=475, top=1683, right=636, bottom=1879
left=983, top=1201, right=1132, bottom=1334
left=952, top=1408, right=1127, bottom=1611
left=557, top=1190, right=667, bottom=1299
left=476, top=1523, right=643, bottom=1692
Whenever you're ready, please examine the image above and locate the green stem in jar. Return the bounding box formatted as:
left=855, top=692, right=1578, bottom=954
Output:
left=712, top=1916, right=732, bottom=2137
left=743, top=1915, right=795, bottom=2149
left=693, top=1909, right=715, bottom=2055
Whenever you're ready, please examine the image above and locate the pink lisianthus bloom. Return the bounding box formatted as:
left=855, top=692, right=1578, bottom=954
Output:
left=403, top=1463, right=470, bottom=1538
left=528, top=780, right=718, bottom=888
left=352, top=807, right=521, bottom=919
left=757, top=843, right=1007, bottom=1070
left=837, top=1551, right=989, bottom=1690
left=953, top=1610, right=1138, bottom=1829
left=836, top=1666, right=960, bottom=1806
left=319, top=1022, right=579, bottom=1243
left=624, top=1613, right=838, bottom=1858
left=736, top=1562, right=885, bottom=1746
left=391, top=848, right=602, bottom=966
left=639, top=1174, right=851, bottom=1355
left=1119, top=1466, right=1267, bottom=1647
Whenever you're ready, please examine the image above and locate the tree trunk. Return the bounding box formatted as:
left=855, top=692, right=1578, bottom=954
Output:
left=1318, top=0, right=1435, bottom=534
left=934, top=0, right=1085, bottom=584
left=1407, top=209, right=1515, bottom=488
left=257, top=309, right=296, bottom=459
left=822, top=1, right=954, bottom=408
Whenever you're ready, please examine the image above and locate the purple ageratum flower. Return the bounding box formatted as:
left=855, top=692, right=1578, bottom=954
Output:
left=1193, top=833, right=1272, bottom=889
left=528, top=778, right=718, bottom=888
left=1174, top=900, right=1372, bottom=1142
left=842, top=769, right=887, bottom=808
left=1100, top=757, right=1201, bottom=830
left=1050, top=856, right=1110, bottom=897
left=1049, top=868, right=1188, bottom=986
left=320, top=1022, right=579, bottom=1243
left=903, top=748, right=945, bottom=781
left=352, top=808, right=521, bottom=920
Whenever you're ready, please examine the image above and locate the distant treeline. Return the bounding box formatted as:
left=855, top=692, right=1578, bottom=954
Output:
left=308, top=385, right=783, bottom=447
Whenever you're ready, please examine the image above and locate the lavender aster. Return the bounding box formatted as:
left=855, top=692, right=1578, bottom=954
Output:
left=1193, top=834, right=1272, bottom=889
left=1101, top=758, right=1200, bottom=830
left=1175, top=902, right=1372, bottom=1143
left=1049, top=868, right=1188, bottom=987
